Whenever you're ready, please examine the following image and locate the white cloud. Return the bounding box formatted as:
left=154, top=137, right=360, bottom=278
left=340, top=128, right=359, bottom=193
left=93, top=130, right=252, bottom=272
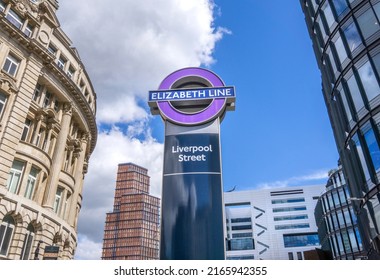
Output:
left=56, top=0, right=228, bottom=260
left=256, top=169, right=329, bottom=189
left=57, top=0, right=228, bottom=124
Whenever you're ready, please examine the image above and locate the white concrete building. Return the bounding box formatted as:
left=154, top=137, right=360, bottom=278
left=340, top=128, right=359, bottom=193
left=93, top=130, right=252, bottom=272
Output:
left=224, top=185, right=324, bottom=260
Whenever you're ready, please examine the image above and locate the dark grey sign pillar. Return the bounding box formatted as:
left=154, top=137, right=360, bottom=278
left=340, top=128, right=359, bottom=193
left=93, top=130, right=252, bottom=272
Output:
left=148, top=67, right=235, bottom=260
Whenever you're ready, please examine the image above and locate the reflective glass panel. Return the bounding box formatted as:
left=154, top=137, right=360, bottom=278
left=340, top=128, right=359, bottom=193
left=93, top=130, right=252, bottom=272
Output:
left=229, top=238, right=254, bottom=251
left=363, top=127, right=380, bottom=172
left=317, top=16, right=327, bottom=43
left=355, top=227, right=363, bottom=250
left=356, top=8, right=380, bottom=39
left=352, top=133, right=371, bottom=181
left=339, top=87, right=353, bottom=121
left=332, top=0, right=348, bottom=16
left=339, top=188, right=347, bottom=205
left=373, top=3, right=380, bottom=22
left=341, top=230, right=352, bottom=253
left=283, top=233, right=320, bottom=248
left=334, top=35, right=348, bottom=65
left=343, top=207, right=352, bottom=226
left=333, top=191, right=341, bottom=207
left=343, top=22, right=362, bottom=53
left=337, top=232, right=345, bottom=254
left=337, top=209, right=345, bottom=227
left=348, top=228, right=359, bottom=252
left=357, top=60, right=380, bottom=102
left=322, top=1, right=335, bottom=29
left=346, top=74, right=365, bottom=113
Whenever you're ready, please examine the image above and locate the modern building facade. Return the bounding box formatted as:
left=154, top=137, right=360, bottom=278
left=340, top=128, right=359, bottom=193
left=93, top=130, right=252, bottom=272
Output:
left=224, top=185, right=324, bottom=260
left=101, top=163, right=160, bottom=260
left=0, top=0, right=97, bottom=259
left=300, top=0, right=380, bottom=259
left=315, top=165, right=365, bottom=259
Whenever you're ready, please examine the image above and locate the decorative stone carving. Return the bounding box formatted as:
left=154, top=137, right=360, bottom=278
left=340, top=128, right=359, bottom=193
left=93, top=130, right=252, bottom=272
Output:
left=38, top=30, right=50, bottom=45
left=0, top=74, right=18, bottom=93
left=63, top=102, right=73, bottom=115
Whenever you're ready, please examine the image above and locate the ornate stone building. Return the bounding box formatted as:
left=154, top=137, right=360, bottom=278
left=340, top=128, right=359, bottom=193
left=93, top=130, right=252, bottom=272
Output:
left=0, top=0, right=97, bottom=259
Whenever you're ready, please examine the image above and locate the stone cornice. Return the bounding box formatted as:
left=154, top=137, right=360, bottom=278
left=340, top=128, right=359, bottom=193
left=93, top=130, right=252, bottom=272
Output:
left=0, top=15, right=98, bottom=155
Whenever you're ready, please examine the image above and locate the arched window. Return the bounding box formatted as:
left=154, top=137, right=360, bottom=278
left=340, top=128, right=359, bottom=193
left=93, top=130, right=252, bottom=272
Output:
left=20, top=224, right=35, bottom=260
left=0, top=215, right=15, bottom=257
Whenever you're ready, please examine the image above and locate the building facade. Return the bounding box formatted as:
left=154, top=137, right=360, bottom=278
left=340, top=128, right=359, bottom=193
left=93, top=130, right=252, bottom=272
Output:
left=101, top=163, right=160, bottom=260
left=224, top=185, right=324, bottom=260
left=315, top=165, right=365, bottom=259
left=0, top=0, right=97, bottom=259
left=300, top=0, right=380, bottom=259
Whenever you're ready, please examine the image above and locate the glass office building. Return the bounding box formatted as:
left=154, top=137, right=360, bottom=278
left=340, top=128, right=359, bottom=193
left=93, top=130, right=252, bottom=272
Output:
left=300, top=0, right=380, bottom=259
left=315, top=165, right=365, bottom=259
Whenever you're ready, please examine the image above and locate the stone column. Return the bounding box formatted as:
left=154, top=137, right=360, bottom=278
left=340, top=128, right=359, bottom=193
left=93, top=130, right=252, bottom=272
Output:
left=42, top=103, right=72, bottom=210
left=67, top=134, right=88, bottom=227
left=18, top=162, right=32, bottom=197
left=31, top=114, right=43, bottom=145
left=65, top=145, right=74, bottom=172
left=44, top=123, right=53, bottom=152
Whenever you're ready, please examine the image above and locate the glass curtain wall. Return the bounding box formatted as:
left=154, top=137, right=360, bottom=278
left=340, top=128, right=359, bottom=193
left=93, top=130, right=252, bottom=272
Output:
left=301, top=0, right=380, bottom=259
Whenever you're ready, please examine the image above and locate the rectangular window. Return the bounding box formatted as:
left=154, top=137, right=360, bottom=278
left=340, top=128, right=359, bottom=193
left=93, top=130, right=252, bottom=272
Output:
left=0, top=92, right=6, bottom=117
left=34, top=128, right=43, bottom=146
left=24, top=167, right=38, bottom=199
left=271, top=198, right=305, bottom=204
left=297, top=252, right=303, bottom=260
left=227, top=238, right=254, bottom=251
left=43, top=91, right=51, bottom=108
left=274, top=214, right=308, bottom=221
left=339, top=87, right=353, bottom=122
left=363, top=127, right=380, bottom=172
left=357, top=59, right=380, bottom=103
left=53, top=98, right=59, bottom=112
left=0, top=217, right=15, bottom=257
left=334, top=35, right=348, bottom=65
left=356, top=8, right=380, bottom=40
left=322, top=1, right=335, bottom=30
left=231, top=218, right=251, bottom=223
left=288, top=252, right=294, bottom=260
left=231, top=224, right=252, bottom=231
left=2, top=54, right=20, bottom=77
left=332, top=0, right=348, bottom=17
left=20, top=231, right=34, bottom=260
left=21, top=119, right=31, bottom=141
left=343, top=22, right=362, bottom=53
left=275, top=223, right=310, bottom=230
left=346, top=74, right=365, bottom=113
left=53, top=187, right=63, bottom=214
left=57, top=56, right=66, bottom=70
left=5, top=9, right=23, bottom=29
left=47, top=44, right=57, bottom=55
left=67, top=66, right=75, bottom=79
left=24, top=23, right=33, bottom=37
left=32, top=83, right=42, bottom=102
left=6, top=160, right=24, bottom=194
left=272, top=206, right=307, bottom=212
left=0, top=0, right=5, bottom=12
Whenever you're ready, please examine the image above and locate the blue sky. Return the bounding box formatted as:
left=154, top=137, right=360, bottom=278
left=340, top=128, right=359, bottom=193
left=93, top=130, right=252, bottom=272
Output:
left=58, top=0, right=339, bottom=259
left=150, top=0, right=339, bottom=191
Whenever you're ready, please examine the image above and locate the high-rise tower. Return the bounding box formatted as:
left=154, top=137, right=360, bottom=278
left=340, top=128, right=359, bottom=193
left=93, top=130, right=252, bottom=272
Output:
left=300, top=0, right=380, bottom=259
left=101, top=163, right=160, bottom=260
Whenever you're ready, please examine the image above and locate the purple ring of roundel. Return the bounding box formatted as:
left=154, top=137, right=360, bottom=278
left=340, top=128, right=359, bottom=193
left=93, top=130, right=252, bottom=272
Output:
left=157, top=67, right=226, bottom=125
